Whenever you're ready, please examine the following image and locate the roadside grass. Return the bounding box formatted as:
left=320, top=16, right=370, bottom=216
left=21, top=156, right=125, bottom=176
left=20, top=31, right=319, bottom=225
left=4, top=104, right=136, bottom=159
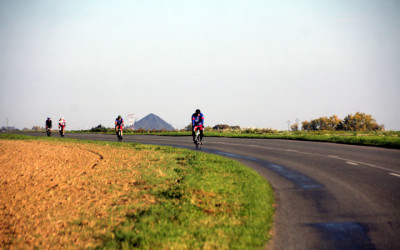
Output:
left=0, top=134, right=274, bottom=249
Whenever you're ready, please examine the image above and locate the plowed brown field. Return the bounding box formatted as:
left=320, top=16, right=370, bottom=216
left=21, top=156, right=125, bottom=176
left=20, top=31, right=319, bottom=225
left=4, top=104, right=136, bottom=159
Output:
left=0, top=140, right=153, bottom=248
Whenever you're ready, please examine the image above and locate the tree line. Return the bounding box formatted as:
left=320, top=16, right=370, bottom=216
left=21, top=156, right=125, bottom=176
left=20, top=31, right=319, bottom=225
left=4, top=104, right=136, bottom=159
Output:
left=292, top=112, right=384, bottom=131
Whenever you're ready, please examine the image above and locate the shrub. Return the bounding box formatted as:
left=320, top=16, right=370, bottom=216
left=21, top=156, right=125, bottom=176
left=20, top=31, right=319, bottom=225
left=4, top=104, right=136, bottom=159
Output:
left=213, top=124, right=231, bottom=130
left=90, top=124, right=108, bottom=132
left=302, top=113, right=384, bottom=132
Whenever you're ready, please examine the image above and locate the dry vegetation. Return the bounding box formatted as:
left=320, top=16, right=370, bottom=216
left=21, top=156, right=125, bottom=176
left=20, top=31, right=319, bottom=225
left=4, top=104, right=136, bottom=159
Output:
left=0, top=136, right=274, bottom=249
left=0, top=140, right=155, bottom=248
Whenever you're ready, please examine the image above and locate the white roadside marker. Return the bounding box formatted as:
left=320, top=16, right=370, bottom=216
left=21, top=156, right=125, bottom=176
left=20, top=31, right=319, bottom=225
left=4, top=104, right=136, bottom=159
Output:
left=347, top=161, right=359, bottom=166
left=390, top=173, right=400, bottom=178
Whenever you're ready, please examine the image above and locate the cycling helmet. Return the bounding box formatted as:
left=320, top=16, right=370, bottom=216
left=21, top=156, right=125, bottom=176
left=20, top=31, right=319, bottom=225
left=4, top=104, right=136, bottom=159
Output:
left=195, top=109, right=201, bottom=114
left=118, top=115, right=121, bottom=119
left=60, top=116, right=64, bottom=120
left=47, top=117, right=51, bottom=120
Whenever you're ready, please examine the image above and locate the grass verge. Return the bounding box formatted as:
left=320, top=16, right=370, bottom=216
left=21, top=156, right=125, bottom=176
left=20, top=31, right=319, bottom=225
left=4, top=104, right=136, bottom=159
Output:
left=0, top=134, right=274, bottom=249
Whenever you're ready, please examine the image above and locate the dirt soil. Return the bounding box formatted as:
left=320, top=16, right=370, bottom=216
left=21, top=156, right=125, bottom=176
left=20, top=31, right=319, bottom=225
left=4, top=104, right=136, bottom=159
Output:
left=0, top=140, right=150, bottom=248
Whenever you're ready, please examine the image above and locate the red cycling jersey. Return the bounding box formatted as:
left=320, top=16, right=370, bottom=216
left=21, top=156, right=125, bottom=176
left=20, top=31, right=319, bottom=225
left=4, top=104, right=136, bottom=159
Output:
left=58, top=119, right=66, bottom=127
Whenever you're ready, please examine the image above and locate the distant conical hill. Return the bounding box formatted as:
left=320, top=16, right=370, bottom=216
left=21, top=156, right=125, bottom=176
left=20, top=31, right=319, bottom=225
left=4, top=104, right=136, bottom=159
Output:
left=134, top=113, right=175, bottom=131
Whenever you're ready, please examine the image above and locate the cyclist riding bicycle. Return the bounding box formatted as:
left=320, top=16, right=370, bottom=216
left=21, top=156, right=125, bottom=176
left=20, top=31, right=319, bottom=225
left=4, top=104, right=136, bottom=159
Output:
left=191, top=109, right=204, bottom=144
left=58, top=116, right=66, bottom=136
left=46, top=117, right=52, bottom=136
left=115, top=115, right=124, bottom=135
left=46, top=117, right=52, bottom=130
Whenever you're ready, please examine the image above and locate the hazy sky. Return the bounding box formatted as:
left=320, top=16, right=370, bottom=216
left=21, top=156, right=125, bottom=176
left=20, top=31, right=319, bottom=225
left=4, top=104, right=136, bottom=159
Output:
left=1, top=0, right=399, bottom=130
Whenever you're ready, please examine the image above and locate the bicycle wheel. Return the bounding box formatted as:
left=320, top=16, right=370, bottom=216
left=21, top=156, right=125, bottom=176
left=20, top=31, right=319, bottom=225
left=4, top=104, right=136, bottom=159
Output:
left=195, top=132, right=201, bottom=150
left=118, top=129, right=122, bottom=141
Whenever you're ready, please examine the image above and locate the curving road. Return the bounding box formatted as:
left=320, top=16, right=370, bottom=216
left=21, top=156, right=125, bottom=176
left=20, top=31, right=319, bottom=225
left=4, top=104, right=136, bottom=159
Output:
left=24, top=132, right=400, bottom=249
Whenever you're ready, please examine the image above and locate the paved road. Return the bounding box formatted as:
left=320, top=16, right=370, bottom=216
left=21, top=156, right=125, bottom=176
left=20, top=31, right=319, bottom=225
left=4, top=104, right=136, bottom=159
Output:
left=25, top=132, right=400, bottom=249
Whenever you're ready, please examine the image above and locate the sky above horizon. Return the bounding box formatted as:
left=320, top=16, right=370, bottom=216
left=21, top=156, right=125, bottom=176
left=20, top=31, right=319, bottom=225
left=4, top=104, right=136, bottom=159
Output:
left=1, top=0, right=399, bottom=130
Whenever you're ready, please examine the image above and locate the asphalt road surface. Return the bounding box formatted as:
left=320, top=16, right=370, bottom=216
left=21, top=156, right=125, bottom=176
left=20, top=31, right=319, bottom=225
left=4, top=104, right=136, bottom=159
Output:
left=23, top=132, right=400, bottom=249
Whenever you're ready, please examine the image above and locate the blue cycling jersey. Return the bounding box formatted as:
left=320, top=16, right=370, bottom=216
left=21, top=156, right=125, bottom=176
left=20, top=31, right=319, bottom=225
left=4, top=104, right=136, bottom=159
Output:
left=192, top=113, right=204, bottom=126
left=115, top=118, right=124, bottom=126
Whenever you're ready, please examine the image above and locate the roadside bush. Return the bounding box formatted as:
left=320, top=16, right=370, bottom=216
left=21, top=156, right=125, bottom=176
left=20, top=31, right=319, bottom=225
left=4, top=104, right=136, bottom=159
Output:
left=302, top=113, right=384, bottom=132
left=241, top=128, right=277, bottom=134
left=342, top=112, right=383, bottom=131
left=90, top=124, right=108, bottom=132
left=290, top=123, right=300, bottom=131
left=213, top=124, right=231, bottom=130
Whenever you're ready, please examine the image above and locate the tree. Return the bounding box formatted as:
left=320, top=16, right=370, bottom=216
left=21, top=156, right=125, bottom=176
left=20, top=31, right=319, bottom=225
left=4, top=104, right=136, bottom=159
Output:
left=290, top=123, right=300, bottom=131
left=319, top=117, right=330, bottom=130
left=327, top=115, right=341, bottom=130
left=301, top=121, right=311, bottom=131
left=310, top=119, right=321, bottom=131
left=301, top=112, right=383, bottom=131
left=342, top=112, right=383, bottom=131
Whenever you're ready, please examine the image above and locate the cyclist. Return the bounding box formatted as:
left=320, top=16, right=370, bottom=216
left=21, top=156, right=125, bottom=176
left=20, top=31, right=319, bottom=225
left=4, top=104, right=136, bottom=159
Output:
left=115, top=115, right=124, bottom=136
left=45, top=117, right=52, bottom=136
left=58, top=116, right=66, bottom=136
left=46, top=117, right=52, bottom=130
left=191, top=109, right=204, bottom=144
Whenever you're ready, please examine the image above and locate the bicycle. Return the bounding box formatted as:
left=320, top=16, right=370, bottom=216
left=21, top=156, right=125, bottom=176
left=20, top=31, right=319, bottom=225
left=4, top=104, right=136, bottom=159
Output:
left=59, top=126, right=65, bottom=137
left=116, top=125, right=123, bottom=141
left=46, top=127, right=51, bottom=137
left=194, top=126, right=203, bottom=150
